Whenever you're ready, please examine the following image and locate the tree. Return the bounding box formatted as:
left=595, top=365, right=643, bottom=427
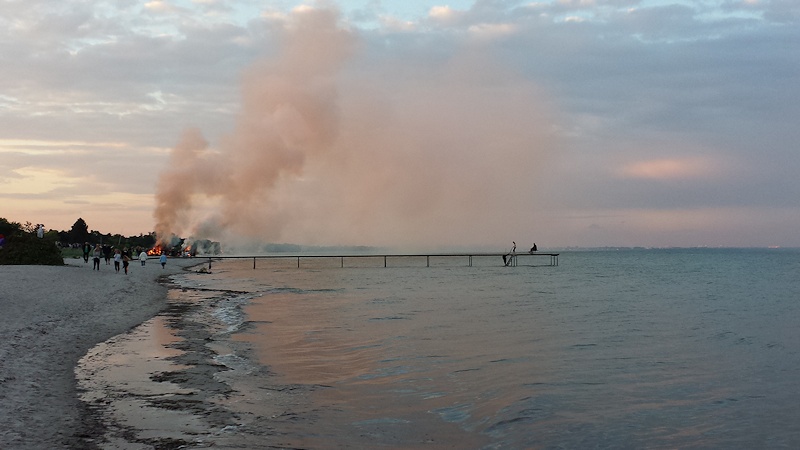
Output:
left=0, top=217, right=63, bottom=265
left=128, top=233, right=156, bottom=250
left=68, top=217, right=90, bottom=244
left=0, top=217, right=19, bottom=237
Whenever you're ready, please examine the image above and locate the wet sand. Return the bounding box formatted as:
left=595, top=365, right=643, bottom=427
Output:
left=0, top=256, right=201, bottom=449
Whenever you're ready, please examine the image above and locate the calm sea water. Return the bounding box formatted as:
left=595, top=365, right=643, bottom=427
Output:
left=84, top=248, right=800, bottom=448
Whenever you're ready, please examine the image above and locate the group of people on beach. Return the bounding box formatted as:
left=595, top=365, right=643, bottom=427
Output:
left=82, top=243, right=168, bottom=274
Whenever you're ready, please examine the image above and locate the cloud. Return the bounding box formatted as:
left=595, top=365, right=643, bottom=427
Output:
left=617, top=157, right=720, bottom=181
left=144, top=1, right=175, bottom=13
left=468, top=22, right=518, bottom=39
left=378, top=15, right=416, bottom=32
left=1, top=0, right=799, bottom=247
left=429, top=5, right=463, bottom=24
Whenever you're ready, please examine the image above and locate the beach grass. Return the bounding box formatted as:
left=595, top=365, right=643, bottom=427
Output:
left=61, top=247, right=84, bottom=259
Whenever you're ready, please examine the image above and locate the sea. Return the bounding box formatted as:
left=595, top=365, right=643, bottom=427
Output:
left=77, top=248, right=800, bottom=449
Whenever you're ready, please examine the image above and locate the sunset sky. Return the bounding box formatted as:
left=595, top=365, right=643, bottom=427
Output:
left=1, top=0, right=798, bottom=249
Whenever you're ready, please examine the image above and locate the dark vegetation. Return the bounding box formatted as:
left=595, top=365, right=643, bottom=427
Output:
left=0, top=217, right=156, bottom=266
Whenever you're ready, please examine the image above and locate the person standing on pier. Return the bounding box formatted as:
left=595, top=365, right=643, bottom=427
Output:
left=503, top=241, right=517, bottom=266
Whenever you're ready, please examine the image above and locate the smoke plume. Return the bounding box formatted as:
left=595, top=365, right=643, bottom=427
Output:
left=154, top=6, right=559, bottom=251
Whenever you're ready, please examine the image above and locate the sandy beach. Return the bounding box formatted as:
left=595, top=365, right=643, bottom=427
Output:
left=0, top=256, right=201, bottom=449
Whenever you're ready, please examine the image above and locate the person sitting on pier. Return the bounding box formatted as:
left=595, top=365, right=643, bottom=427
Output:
left=530, top=243, right=537, bottom=253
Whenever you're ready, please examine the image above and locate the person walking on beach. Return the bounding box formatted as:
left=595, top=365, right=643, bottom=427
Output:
left=160, top=253, right=167, bottom=269
left=122, top=253, right=130, bottom=275
left=113, top=248, right=122, bottom=273
left=82, top=242, right=91, bottom=263
left=139, top=250, right=148, bottom=267
left=92, top=244, right=102, bottom=270
left=103, top=244, right=112, bottom=265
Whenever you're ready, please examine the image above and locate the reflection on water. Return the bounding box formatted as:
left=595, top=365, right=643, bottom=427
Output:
left=215, top=251, right=800, bottom=448
left=77, top=316, right=189, bottom=402
left=81, top=249, right=800, bottom=448
left=75, top=316, right=207, bottom=446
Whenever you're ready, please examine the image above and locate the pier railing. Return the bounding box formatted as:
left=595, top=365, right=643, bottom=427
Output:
left=200, top=252, right=559, bottom=270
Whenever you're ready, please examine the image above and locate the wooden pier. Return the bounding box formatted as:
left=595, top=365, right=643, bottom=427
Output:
left=202, top=252, right=559, bottom=270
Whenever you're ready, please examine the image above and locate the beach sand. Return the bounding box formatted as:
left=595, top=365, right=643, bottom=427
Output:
left=0, top=256, right=201, bottom=449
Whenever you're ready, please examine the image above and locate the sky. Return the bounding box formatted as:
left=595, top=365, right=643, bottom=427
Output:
left=1, top=0, right=799, bottom=250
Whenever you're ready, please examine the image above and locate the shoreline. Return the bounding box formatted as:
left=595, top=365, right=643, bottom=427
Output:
left=0, top=256, right=202, bottom=449
left=73, top=258, right=320, bottom=449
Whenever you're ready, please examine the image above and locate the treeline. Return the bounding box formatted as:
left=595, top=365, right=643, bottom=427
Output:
left=56, top=217, right=156, bottom=250
left=0, top=217, right=156, bottom=265
left=0, top=218, right=64, bottom=265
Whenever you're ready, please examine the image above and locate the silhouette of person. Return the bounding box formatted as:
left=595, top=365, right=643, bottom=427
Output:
left=504, top=241, right=517, bottom=266
left=102, top=244, right=112, bottom=265
left=92, top=245, right=102, bottom=270
left=114, top=248, right=122, bottom=273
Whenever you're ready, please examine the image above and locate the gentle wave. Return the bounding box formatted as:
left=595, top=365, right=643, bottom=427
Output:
left=87, top=249, right=800, bottom=448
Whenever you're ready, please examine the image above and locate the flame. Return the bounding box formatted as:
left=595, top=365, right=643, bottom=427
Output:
left=147, top=245, right=164, bottom=256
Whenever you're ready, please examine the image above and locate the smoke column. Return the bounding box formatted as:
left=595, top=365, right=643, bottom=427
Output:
left=154, top=6, right=559, bottom=251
